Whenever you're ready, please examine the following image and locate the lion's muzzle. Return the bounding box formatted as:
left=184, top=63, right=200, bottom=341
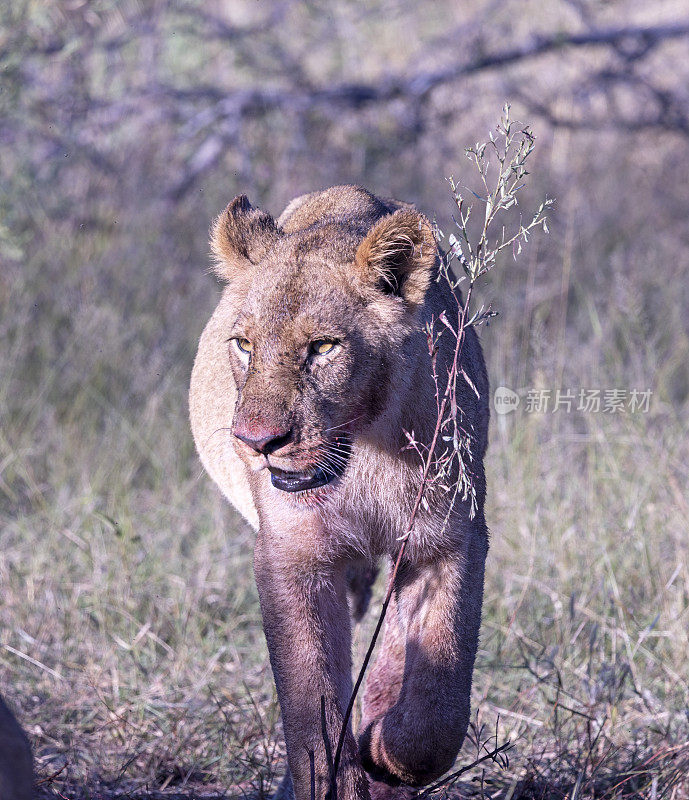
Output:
left=267, top=433, right=352, bottom=493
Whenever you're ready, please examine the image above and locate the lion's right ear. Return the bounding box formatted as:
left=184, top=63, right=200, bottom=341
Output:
left=210, top=195, right=279, bottom=281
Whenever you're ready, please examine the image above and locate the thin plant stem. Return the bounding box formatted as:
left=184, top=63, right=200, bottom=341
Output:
left=331, top=281, right=475, bottom=784
left=328, top=105, right=550, bottom=795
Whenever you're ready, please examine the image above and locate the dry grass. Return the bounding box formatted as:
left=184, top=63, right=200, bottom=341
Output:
left=4, top=170, right=688, bottom=796
left=1, top=1, right=688, bottom=798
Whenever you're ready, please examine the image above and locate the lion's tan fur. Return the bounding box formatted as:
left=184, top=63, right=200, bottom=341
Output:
left=190, top=185, right=489, bottom=800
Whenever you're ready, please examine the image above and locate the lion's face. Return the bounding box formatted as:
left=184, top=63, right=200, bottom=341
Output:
left=225, top=238, right=404, bottom=494
left=201, top=194, right=436, bottom=496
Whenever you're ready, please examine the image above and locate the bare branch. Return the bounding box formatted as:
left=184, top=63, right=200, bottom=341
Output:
left=150, top=20, right=689, bottom=113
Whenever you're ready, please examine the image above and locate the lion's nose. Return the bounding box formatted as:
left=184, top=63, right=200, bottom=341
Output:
left=233, top=425, right=293, bottom=455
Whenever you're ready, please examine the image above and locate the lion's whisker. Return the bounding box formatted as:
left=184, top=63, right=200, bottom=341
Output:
left=320, top=440, right=349, bottom=454
left=203, top=427, right=235, bottom=449
left=323, top=416, right=363, bottom=433
left=316, top=447, right=351, bottom=475
left=319, top=448, right=349, bottom=468
left=313, top=458, right=339, bottom=478
left=315, top=451, right=339, bottom=470
left=320, top=450, right=344, bottom=467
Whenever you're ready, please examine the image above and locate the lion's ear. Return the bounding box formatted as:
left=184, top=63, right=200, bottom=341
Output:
left=354, top=210, right=437, bottom=308
left=210, top=195, right=279, bottom=280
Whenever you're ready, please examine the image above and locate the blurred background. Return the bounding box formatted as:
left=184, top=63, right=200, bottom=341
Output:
left=1, top=1, right=688, bottom=797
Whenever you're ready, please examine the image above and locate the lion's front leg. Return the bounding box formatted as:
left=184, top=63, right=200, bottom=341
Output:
left=254, top=530, right=371, bottom=800
left=359, top=513, right=489, bottom=788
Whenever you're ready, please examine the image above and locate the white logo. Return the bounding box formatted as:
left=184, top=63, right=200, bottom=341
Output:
left=494, top=386, right=520, bottom=415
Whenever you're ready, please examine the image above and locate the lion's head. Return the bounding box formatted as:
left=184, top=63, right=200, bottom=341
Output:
left=192, top=186, right=437, bottom=499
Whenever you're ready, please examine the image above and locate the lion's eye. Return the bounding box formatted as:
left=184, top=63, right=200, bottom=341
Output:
left=311, top=339, right=336, bottom=356
left=234, top=337, right=253, bottom=354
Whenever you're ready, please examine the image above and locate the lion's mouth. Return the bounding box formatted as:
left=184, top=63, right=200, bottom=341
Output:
left=268, top=465, right=337, bottom=493
left=267, top=435, right=351, bottom=493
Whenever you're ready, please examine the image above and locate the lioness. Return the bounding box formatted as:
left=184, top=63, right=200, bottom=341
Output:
left=190, top=185, right=489, bottom=800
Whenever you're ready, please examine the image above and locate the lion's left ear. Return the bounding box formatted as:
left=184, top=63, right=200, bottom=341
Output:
left=354, top=209, right=437, bottom=308
left=210, top=195, right=280, bottom=281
